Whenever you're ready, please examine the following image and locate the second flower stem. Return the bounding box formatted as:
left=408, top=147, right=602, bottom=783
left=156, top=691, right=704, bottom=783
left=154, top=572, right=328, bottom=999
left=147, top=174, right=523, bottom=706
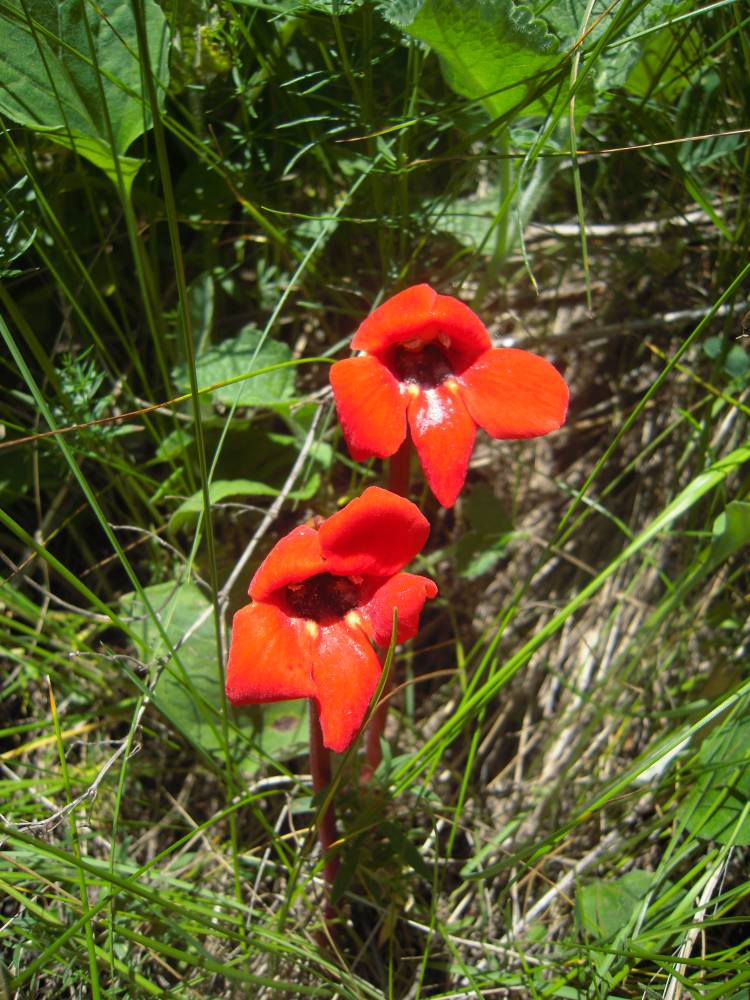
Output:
left=362, top=438, right=413, bottom=780
left=309, top=702, right=340, bottom=895
left=364, top=673, right=391, bottom=779
left=387, top=437, right=411, bottom=498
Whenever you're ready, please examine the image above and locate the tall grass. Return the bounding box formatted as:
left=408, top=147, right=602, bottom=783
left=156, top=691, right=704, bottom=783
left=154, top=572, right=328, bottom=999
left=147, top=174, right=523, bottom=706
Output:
left=1, top=1, right=749, bottom=996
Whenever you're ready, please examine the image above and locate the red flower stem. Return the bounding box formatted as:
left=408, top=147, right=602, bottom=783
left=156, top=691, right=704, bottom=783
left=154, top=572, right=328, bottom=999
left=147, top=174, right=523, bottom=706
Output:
left=362, top=440, right=412, bottom=782
left=308, top=702, right=340, bottom=891
left=364, top=673, right=392, bottom=776
left=387, top=437, right=411, bottom=498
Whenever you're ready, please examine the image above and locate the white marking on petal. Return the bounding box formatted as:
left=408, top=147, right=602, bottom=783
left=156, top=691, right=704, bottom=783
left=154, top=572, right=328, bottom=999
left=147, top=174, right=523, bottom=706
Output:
left=345, top=611, right=362, bottom=630
left=415, top=388, right=448, bottom=431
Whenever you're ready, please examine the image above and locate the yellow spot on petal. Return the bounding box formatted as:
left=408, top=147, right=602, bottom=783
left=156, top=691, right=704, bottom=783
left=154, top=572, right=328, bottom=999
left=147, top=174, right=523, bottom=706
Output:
left=402, top=337, right=424, bottom=351
left=445, top=379, right=460, bottom=394
left=345, top=611, right=362, bottom=629
left=407, top=384, right=420, bottom=398
left=305, top=621, right=319, bottom=638
left=438, top=331, right=451, bottom=348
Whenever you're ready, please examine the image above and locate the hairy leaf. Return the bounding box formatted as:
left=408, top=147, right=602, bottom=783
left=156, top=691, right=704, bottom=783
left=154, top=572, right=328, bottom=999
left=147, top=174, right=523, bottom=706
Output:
left=172, top=326, right=296, bottom=408
left=379, top=0, right=565, bottom=123
left=0, top=0, right=169, bottom=188
left=121, top=583, right=309, bottom=770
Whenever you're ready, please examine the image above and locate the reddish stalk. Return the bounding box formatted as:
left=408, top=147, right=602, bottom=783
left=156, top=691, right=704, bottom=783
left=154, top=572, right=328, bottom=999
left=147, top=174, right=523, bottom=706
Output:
left=308, top=702, right=340, bottom=897
left=363, top=676, right=391, bottom=779
left=361, top=438, right=413, bottom=781
left=387, top=436, right=412, bottom=498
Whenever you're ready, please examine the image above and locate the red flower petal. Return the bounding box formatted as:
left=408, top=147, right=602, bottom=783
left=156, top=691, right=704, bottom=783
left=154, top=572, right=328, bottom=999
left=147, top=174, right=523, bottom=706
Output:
left=359, top=572, right=438, bottom=647
left=249, top=525, right=325, bottom=601
left=226, top=602, right=316, bottom=704
left=319, top=486, right=430, bottom=577
left=459, top=348, right=569, bottom=439
left=312, top=621, right=382, bottom=752
left=352, top=284, right=491, bottom=365
left=329, top=355, right=407, bottom=460
left=408, top=384, right=476, bottom=507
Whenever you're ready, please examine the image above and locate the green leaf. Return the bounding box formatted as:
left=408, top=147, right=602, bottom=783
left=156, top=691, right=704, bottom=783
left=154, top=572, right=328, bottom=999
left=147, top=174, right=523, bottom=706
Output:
left=0, top=178, right=36, bottom=275
left=172, top=326, right=296, bottom=408
left=708, top=501, right=750, bottom=568
left=703, top=335, right=723, bottom=360
left=576, top=870, right=654, bottom=942
left=676, top=69, right=746, bottom=170
left=120, top=583, right=308, bottom=770
left=0, top=0, right=169, bottom=186
left=154, top=428, right=194, bottom=464
left=544, top=0, right=692, bottom=95
left=679, top=716, right=750, bottom=846
left=381, top=0, right=693, bottom=130
left=625, top=22, right=701, bottom=103
left=380, top=0, right=565, bottom=124
left=454, top=484, right=513, bottom=579
left=168, top=474, right=320, bottom=532
left=120, top=582, right=230, bottom=763
left=189, top=273, right=215, bottom=356
left=725, top=345, right=749, bottom=381
left=465, top=483, right=513, bottom=536
left=433, top=187, right=502, bottom=254
left=46, top=132, right=144, bottom=196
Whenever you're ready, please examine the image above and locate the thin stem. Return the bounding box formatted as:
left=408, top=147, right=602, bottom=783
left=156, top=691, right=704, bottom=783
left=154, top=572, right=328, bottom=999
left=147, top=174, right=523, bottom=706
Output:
left=363, top=673, right=392, bottom=781
left=387, top=437, right=412, bottom=498
left=308, top=702, right=340, bottom=892
left=364, top=438, right=413, bottom=782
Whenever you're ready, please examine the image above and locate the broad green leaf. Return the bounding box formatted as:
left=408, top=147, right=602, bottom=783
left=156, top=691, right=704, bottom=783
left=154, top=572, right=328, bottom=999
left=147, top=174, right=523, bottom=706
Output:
left=121, top=583, right=308, bottom=770
left=541, top=0, right=692, bottom=94
left=46, top=132, right=144, bottom=195
left=380, top=0, right=691, bottom=128
left=172, top=326, right=296, bottom=408
left=380, top=0, right=566, bottom=124
left=168, top=474, right=321, bottom=532
left=121, top=582, right=230, bottom=762
left=0, top=0, right=169, bottom=187
left=575, top=869, right=653, bottom=942
left=679, top=715, right=750, bottom=846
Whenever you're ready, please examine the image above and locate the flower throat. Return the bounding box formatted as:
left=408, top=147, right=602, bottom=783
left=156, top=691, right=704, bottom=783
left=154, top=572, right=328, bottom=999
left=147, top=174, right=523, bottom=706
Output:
left=286, top=573, right=359, bottom=621
left=392, top=341, right=453, bottom=389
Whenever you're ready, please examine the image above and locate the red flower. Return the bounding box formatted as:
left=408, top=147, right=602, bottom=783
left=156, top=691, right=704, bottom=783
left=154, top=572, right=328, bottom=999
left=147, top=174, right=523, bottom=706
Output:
left=226, top=487, right=437, bottom=753
left=330, top=284, right=569, bottom=507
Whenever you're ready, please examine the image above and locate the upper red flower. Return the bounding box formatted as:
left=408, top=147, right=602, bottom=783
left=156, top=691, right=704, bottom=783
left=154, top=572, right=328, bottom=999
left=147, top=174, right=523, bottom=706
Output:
left=225, top=487, right=437, bottom=753
left=330, top=284, right=569, bottom=507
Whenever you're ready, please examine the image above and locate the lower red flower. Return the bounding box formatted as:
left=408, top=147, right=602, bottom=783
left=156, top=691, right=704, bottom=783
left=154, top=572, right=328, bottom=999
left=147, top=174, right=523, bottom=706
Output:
left=330, top=284, right=569, bottom=507
left=226, top=487, right=437, bottom=752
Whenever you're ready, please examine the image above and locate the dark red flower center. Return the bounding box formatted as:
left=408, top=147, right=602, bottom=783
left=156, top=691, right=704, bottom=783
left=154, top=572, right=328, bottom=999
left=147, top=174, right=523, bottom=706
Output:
left=285, top=573, right=360, bottom=621
left=391, top=342, right=453, bottom=389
